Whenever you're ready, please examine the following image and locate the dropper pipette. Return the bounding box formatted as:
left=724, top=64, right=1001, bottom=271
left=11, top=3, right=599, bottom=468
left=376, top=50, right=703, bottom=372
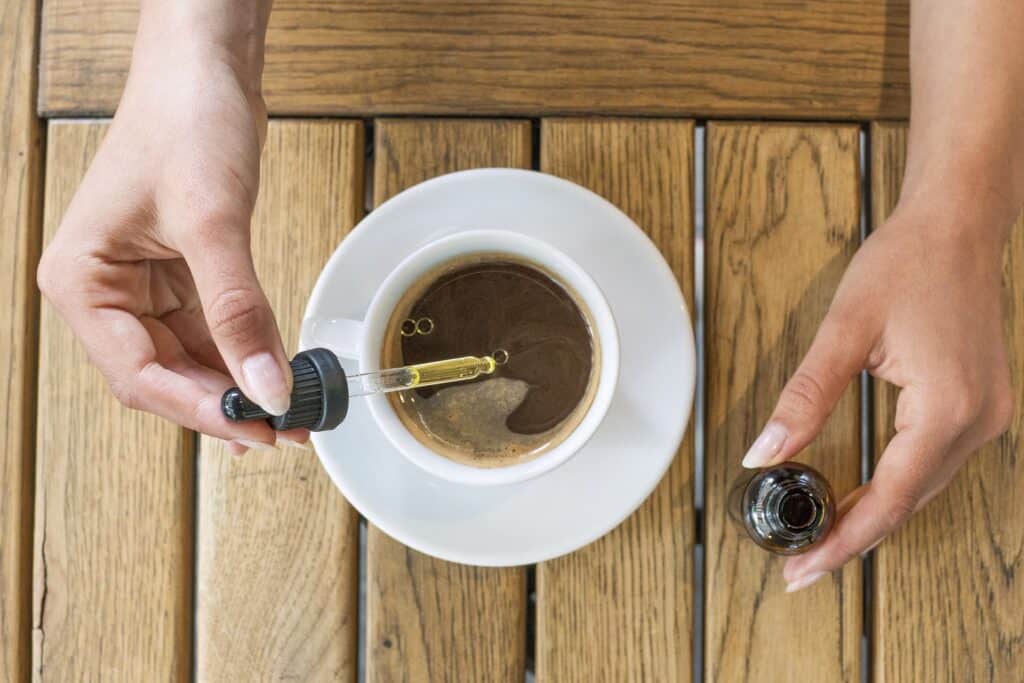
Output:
left=221, top=349, right=498, bottom=432
left=346, top=355, right=497, bottom=397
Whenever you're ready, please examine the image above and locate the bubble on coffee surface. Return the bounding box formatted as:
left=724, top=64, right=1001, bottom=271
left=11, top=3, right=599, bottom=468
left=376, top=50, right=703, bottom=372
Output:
left=415, top=317, right=434, bottom=335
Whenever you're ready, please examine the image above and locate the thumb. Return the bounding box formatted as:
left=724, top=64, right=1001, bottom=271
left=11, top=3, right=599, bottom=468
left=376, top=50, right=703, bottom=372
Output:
left=184, top=216, right=291, bottom=416
left=742, top=315, right=871, bottom=468
left=782, top=424, right=948, bottom=589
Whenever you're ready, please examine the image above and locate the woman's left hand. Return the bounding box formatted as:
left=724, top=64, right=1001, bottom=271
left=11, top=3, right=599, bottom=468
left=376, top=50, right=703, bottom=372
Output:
left=740, top=197, right=1015, bottom=593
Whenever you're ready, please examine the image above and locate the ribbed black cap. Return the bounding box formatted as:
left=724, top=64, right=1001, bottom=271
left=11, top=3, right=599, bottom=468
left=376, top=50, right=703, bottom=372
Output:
left=221, top=348, right=349, bottom=432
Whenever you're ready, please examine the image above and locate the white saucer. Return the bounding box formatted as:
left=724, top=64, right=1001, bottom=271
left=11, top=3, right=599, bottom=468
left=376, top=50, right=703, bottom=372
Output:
left=305, top=169, right=695, bottom=566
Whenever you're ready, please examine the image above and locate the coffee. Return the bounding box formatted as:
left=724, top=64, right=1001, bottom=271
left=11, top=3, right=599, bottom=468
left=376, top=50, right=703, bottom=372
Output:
left=382, top=255, right=598, bottom=467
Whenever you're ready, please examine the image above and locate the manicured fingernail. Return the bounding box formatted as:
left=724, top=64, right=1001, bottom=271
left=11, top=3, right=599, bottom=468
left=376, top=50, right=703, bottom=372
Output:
left=235, top=439, right=277, bottom=452
left=861, top=539, right=883, bottom=557
left=276, top=436, right=311, bottom=451
left=241, top=352, right=291, bottom=416
left=786, top=571, right=825, bottom=593
left=227, top=441, right=249, bottom=457
left=742, top=422, right=788, bottom=468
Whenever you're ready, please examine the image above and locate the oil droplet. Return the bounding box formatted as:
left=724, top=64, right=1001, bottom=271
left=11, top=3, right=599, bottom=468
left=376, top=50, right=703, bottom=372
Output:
left=415, top=317, right=434, bottom=335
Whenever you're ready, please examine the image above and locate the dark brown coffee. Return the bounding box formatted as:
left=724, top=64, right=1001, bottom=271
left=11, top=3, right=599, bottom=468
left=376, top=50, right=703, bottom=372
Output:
left=382, top=256, right=598, bottom=467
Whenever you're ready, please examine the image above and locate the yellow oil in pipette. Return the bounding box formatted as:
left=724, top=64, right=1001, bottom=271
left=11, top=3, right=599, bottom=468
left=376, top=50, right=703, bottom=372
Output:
left=347, top=355, right=500, bottom=398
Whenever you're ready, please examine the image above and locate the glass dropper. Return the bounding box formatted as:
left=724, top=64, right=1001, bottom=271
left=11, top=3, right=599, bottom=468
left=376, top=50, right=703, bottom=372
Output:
left=221, top=349, right=501, bottom=432
left=347, top=355, right=497, bottom=397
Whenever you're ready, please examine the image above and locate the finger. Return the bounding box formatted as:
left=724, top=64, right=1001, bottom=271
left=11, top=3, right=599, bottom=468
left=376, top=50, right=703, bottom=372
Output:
left=39, top=244, right=274, bottom=441
left=154, top=319, right=310, bottom=449
left=137, top=358, right=277, bottom=442
left=224, top=434, right=308, bottom=457
left=276, top=429, right=312, bottom=451
left=71, top=307, right=278, bottom=442
left=180, top=208, right=292, bottom=416
left=782, top=426, right=953, bottom=589
left=151, top=259, right=228, bottom=374
left=742, top=314, right=872, bottom=468
left=835, top=482, right=869, bottom=518
left=136, top=315, right=280, bottom=442
left=227, top=441, right=250, bottom=457
left=161, top=307, right=229, bottom=375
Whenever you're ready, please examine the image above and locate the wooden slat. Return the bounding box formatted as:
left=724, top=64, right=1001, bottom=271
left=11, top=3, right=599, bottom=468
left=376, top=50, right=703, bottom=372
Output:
left=34, top=122, right=193, bottom=679
left=536, top=119, right=695, bottom=682
left=367, top=119, right=530, bottom=683
left=705, top=123, right=862, bottom=682
left=40, top=1, right=909, bottom=120
left=195, top=121, right=364, bottom=680
left=871, top=122, right=1024, bottom=681
left=1, top=0, right=42, bottom=679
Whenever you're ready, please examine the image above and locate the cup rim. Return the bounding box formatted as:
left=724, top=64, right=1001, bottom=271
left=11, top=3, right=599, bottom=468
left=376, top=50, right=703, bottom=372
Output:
left=357, top=229, right=620, bottom=486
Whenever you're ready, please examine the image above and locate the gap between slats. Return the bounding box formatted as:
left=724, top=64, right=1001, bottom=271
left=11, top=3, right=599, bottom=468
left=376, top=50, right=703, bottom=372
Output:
left=858, top=125, right=875, bottom=683
left=692, top=123, right=707, bottom=683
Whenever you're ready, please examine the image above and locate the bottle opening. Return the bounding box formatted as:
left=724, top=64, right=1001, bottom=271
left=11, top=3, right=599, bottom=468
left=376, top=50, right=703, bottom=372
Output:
left=779, top=491, right=817, bottom=531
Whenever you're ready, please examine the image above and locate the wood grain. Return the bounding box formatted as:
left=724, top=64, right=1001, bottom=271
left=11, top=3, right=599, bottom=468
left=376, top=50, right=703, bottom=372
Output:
left=871, top=122, right=1024, bottom=682
left=367, top=119, right=530, bottom=683
left=40, top=0, right=909, bottom=120
left=705, top=123, right=862, bottom=682
left=34, top=122, right=193, bottom=679
left=193, top=121, right=365, bottom=680
left=0, top=0, right=42, bottom=679
left=535, top=119, right=694, bottom=682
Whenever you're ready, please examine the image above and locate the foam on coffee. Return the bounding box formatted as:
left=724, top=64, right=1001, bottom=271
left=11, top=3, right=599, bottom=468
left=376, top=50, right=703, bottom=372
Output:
left=383, top=255, right=598, bottom=467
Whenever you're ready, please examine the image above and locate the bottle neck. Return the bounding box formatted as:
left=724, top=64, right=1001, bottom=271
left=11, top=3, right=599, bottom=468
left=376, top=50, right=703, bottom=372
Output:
left=731, top=463, right=835, bottom=555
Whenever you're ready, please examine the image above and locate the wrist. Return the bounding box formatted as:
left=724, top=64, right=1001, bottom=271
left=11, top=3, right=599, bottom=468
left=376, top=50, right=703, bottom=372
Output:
left=893, top=168, right=1017, bottom=248
left=132, top=1, right=271, bottom=95
left=884, top=192, right=1011, bottom=266
left=899, top=137, right=1023, bottom=240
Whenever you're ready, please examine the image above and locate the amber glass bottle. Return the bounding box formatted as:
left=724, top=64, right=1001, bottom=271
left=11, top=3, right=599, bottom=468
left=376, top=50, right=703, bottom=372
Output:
left=728, top=462, right=835, bottom=555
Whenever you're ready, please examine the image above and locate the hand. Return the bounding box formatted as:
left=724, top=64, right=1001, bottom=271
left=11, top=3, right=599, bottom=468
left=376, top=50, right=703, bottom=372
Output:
left=740, top=200, right=1014, bottom=592
left=37, top=22, right=303, bottom=454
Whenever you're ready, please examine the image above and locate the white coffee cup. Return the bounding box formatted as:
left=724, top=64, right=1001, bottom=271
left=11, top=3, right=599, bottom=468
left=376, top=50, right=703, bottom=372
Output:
left=300, top=229, right=619, bottom=486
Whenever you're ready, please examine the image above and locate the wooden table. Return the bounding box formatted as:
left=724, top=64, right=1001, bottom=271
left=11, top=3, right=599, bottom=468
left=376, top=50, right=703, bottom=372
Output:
left=2, top=2, right=1022, bottom=680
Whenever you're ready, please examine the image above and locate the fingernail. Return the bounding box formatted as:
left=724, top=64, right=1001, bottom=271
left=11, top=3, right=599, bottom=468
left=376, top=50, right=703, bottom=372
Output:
left=276, top=436, right=311, bottom=451
left=227, top=441, right=249, bottom=457
left=742, top=422, right=788, bottom=468
left=861, top=538, right=883, bottom=557
left=214, top=437, right=244, bottom=454
left=235, top=439, right=277, bottom=452
left=242, top=352, right=291, bottom=416
left=785, top=571, right=825, bottom=593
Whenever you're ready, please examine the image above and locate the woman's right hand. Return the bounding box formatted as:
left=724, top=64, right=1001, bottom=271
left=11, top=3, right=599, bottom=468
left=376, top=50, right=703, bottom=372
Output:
left=36, top=1, right=300, bottom=454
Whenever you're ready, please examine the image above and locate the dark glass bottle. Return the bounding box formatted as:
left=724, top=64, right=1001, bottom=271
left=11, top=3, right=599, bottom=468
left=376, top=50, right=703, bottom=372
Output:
left=728, top=462, right=835, bottom=555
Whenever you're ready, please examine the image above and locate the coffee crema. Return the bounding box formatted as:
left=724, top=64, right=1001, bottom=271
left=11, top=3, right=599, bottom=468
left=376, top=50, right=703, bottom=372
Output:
left=382, top=256, right=598, bottom=467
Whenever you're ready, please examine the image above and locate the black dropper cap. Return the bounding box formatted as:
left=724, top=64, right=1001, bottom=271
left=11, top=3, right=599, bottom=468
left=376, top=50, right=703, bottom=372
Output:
left=221, top=348, right=349, bottom=432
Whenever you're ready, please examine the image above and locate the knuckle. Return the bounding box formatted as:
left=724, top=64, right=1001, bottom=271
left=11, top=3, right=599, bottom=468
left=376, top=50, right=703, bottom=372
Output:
left=189, top=202, right=246, bottom=244
left=942, top=387, right=983, bottom=432
left=207, top=287, right=265, bottom=343
left=781, top=371, right=829, bottom=421
left=108, top=362, right=160, bottom=412
left=109, top=377, right=139, bottom=411
left=828, top=533, right=862, bottom=565
left=112, top=361, right=163, bottom=413
left=821, top=307, right=856, bottom=336
left=191, top=392, right=219, bottom=435
left=36, top=248, right=63, bottom=298
left=986, top=383, right=1015, bottom=438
